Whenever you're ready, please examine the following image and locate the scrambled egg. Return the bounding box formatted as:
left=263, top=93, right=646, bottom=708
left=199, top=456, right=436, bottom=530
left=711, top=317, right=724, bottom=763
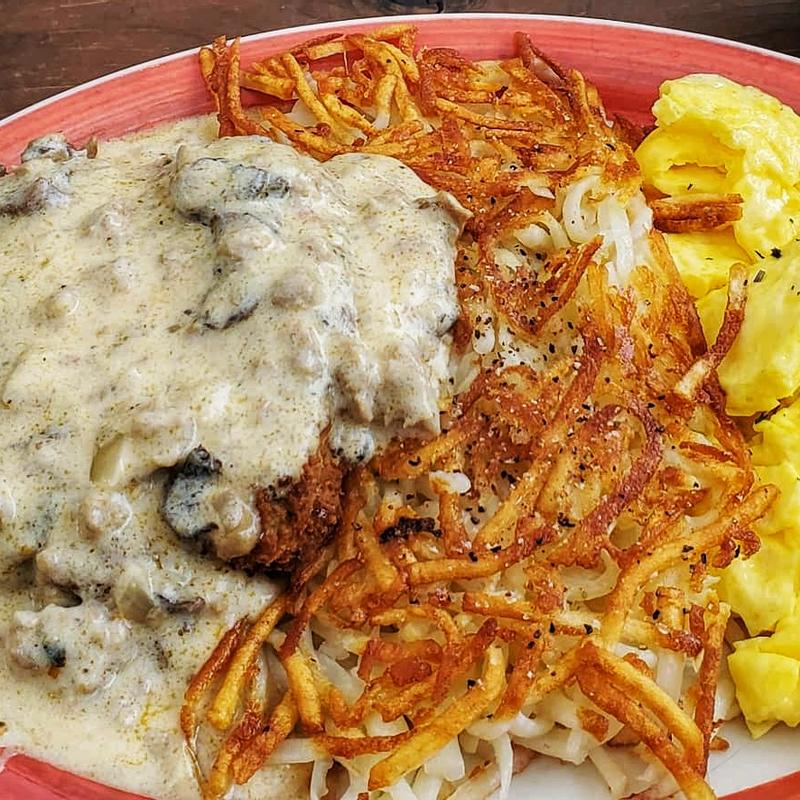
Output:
left=719, top=533, right=800, bottom=637
left=698, top=240, right=800, bottom=416
left=637, top=74, right=800, bottom=260
left=663, top=229, right=748, bottom=299
left=729, top=615, right=800, bottom=738
left=636, top=74, right=800, bottom=736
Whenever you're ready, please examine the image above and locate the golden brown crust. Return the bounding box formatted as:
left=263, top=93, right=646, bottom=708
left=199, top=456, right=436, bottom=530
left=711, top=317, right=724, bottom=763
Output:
left=651, top=192, right=744, bottom=233
left=248, top=440, right=346, bottom=580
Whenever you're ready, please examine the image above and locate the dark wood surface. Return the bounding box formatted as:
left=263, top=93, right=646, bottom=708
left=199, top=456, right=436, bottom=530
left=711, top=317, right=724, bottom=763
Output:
left=1, top=0, right=798, bottom=120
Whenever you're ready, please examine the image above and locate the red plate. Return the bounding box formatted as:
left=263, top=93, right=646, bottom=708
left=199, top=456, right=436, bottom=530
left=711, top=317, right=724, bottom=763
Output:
left=1, top=13, right=798, bottom=800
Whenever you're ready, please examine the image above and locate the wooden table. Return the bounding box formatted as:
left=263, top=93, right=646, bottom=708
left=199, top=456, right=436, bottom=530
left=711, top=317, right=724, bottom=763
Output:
left=1, top=0, right=798, bottom=119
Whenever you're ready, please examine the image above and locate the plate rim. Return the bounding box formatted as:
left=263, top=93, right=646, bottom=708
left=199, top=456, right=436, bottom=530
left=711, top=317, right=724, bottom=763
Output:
left=2, top=11, right=800, bottom=133
left=0, top=10, right=798, bottom=800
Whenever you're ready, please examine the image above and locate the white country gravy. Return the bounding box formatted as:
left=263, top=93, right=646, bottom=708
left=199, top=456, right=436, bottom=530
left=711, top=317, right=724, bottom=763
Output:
left=0, top=116, right=468, bottom=798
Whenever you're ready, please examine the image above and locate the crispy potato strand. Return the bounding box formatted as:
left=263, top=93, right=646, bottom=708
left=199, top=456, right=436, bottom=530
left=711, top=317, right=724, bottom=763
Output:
left=206, top=597, right=287, bottom=730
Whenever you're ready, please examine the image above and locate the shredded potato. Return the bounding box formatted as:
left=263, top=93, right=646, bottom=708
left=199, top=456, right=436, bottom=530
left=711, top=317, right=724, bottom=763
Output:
left=650, top=192, right=744, bottom=233
left=183, top=26, right=775, bottom=800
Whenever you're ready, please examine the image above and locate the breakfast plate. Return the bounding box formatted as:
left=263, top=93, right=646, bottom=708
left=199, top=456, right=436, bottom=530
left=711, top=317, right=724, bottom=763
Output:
left=1, top=12, right=799, bottom=800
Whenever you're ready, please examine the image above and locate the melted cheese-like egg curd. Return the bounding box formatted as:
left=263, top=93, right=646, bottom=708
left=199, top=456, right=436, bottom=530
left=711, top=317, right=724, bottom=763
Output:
left=0, top=116, right=468, bottom=799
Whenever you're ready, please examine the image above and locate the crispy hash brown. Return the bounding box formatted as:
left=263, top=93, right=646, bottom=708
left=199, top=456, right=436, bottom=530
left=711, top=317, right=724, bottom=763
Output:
left=184, top=27, right=775, bottom=800
left=650, top=193, right=744, bottom=234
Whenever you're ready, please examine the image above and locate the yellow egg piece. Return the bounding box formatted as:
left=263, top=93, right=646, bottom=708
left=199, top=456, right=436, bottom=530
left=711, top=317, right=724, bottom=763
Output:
left=754, top=462, right=800, bottom=536
left=750, top=401, right=800, bottom=533
left=663, top=229, right=749, bottom=299
left=728, top=614, right=800, bottom=736
left=636, top=127, right=733, bottom=196
left=718, top=533, right=800, bottom=636
left=696, top=241, right=800, bottom=415
left=637, top=73, right=800, bottom=259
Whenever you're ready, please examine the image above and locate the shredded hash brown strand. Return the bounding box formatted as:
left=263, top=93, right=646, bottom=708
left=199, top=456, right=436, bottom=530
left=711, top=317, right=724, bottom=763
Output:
left=184, top=27, right=775, bottom=800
